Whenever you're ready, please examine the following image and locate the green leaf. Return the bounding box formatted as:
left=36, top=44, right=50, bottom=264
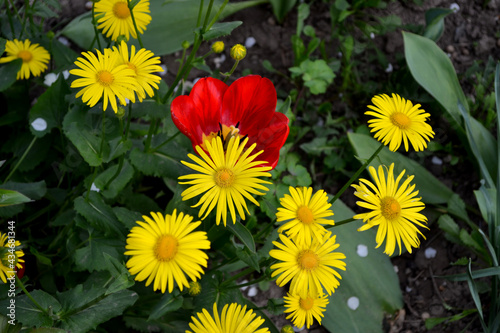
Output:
left=0, top=59, right=22, bottom=92
left=226, top=220, right=256, bottom=253
left=30, top=246, right=53, bottom=266
left=437, top=214, right=461, bottom=244
left=1, top=181, right=46, bottom=200
left=439, top=266, right=500, bottom=281
left=51, top=38, right=78, bottom=70
left=447, top=193, right=472, bottom=226
left=423, top=8, right=453, bottom=41
left=425, top=309, right=477, bottom=329
left=193, top=273, right=245, bottom=312
left=403, top=31, right=468, bottom=127
left=57, top=272, right=138, bottom=333
left=0, top=189, right=31, bottom=206
left=73, top=237, right=123, bottom=272
left=0, top=290, right=62, bottom=327
left=474, top=187, right=496, bottom=225
left=0, top=38, right=6, bottom=53
left=94, top=160, right=134, bottom=199
left=74, top=192, right=125, bottom=237
left=235, top=245, right=260, bottom=272
left=29, top=75, right=70, bottom=137
left=149, top=292, right=183, bottom=320
left=129, top=98, right=169, bottom=118
left=269, top=0, right=297, bottom=23
left=29, top=328, right=68, bottom=333
left=103, top=253, right=135, bottom=295
left=300, top=137, right=334, bottom=156
left=283, top=159, right=312, bottom=187
left=203, top=21, right=242, bottom=41
left=0, top=314, right=22, bottom=333
left=289, top=59, right=335, bottom=95
left=348, top=132, right=454, bottom=204
left=322, top=200, right=402, bottom=333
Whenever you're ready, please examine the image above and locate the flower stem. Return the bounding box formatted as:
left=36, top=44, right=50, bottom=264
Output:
left=326, top=217, right=357, bottom=229
left=4, top=136, right=37, bottom=183
left=91, top=2, right=102, bottom=50
left=329, top=142, right=384, bottom=204
left=220, top=266, right=255, bottom=288
left=16, top=275, right=47, bottom=314
left=223, top=60, right=239, bottom=83
left=99, top=110, right=106, bottom=156
left=205, top=0, right=229, bottom=31
left=128, top=0, right=144, bottom=49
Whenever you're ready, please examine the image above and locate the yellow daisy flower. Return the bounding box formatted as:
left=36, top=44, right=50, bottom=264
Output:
left=69, top=48, right=137, bottom=112
left=94, top=0, right=152, bottom=41
left=0, top=39, right=50, bottom=79
left=276, top=187, right=334, bottom=244
left=179, top=136, right=272, bottom=226
left=352, top=163, right=428, bottom=256
left=0, top=232, right=25, bottom=283
left=269, top=232, right=346, bottom=298
left=113, top=41, right=163, bottom=102
left=124, top=210, right=210, bottom=293
left=283, top=292, right=329, bottom=329
left=366, top=93, right=435, bottom=151
left=187, top=303, right=270, bottom=333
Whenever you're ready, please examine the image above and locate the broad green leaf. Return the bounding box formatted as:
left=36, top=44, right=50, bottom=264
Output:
left=113, top=206, right=150, bottom=230
left=348, top=132, right=454, bottom=204
left=94, top=160, right=134, bottom=199
left=193, top=273, right=245, bottom=313
left=130, top=98, right=169, bottom=119
left=0, top=38, right=5, bottom=53
left=474, top=187, right=496, bottom=225
left=235, top=245, right=260, bottom=272
left=51, top=38, right=78, bottom=70
left=0, top=314, right=22, bottom=333
left=74, top=192, right=125, bottom=237
left=57, top=272, right=138, bottom=333
left=0, top=290, right=62, bottom=327
left=149, top=292, right=183, bottom=320
left=423, top=8, right=453, bottom=41
left=226, top=220, right=256, bottom=253
left=30, top=329, right=67, bottom=333
left=0, top=59, right=22, bottom=92
left=30, top=246, right=53, bottom=266
left=29, top=75, right=70, bottom=137
left=437, top=214, right=461, bottom=244
left=403, top=31, right=468, bottom=127
left=0, top=189, right=31, bottom=206
left=269, top=0, right=297, bottom=23
left=103, top=253, right=135, bottom=295
left=440, top=266, right=500, bottom=281
left=202, top=21, right=242, bottom=41
left=300, top=137, right=334, bottom=156
left=447, top=193, right=472, bottom=226
left=1, top=181, right=47, bottom=200
left=289, top=59, right=335, bottom=95
left=322, top=200, right=403, bottom=333
left=74, top=237, right=123, bottom=272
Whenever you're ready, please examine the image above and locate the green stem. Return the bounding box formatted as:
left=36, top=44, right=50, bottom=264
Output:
left=18, top=0, right=29, bottom=39
left=205, top=0, right=229, bottom=31
left=143, top=119, right=158, bottom=152
left=223, top=60, right=239, bottom=83
left=4, top=136, right=37, bottom=183
left=91, top=2, right=102, bottom=50
left=196, top=0, right=204, bottom=27
left=16, top=275, right=47, bottom=314
left=220, top=266, right=255, bottom=288
left=326, top=217, right=356, bottom=229
left=4, top=0, right=15, bottom=38
left=225, top=274, right=267, bottom=290
left=150, top=131, right=181, bottom=153
left=99, top=110, right=106, bottom=156
left=329, top=142, right=384, bottom=204
left=202, top=0, right=215, bottom=30
left=128, top=0, right=144, bottom=48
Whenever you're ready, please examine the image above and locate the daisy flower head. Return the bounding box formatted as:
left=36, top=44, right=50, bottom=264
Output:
left=284, top=292, right=329, bottom=329
left=269, top=232, right=346, bottom=298
left=113, top=41, right=164, bottom=102
left=171, top=75, right=289, bottom=169
left=0, top=232, right=25, bottom=283
left=276, top=186, right=334, bottom=244
left=94, top=0, right=151, bottom=41
left=124, top=210, right=210, bottom=293
left=69, top=48, right=137, bottom=112
left=0, top=39, right=50, bottom=79
left=179, top=135, right=272, bottom=227
left=352, top=163, right=428, bottom=256
left=366, top=93, right=434, bottom=152
left=187, top=302, right=270, bottom=333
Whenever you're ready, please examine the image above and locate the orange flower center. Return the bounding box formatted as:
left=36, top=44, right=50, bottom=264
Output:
left=298, top=250, right=319, bottom=270
left=297, top=206, right=314, bottom=225
left=299, top=296, right=315, bottom=310
left=201, top=123, right=243, bottom=150
left=113, top=1, right=131, bottom=19
left=97, top=70, right=114, bottom=86
left=155, top=235, right=178, bottom=261
left=390, top=112, right=411, bottom=129
left=215, top=168, right=234, bottom=188
left=17, top=50, right=32, bottom=63
left=380, top=197, right=401, bottom=220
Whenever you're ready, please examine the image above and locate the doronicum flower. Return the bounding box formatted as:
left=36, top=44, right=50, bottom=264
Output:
left=0, top=232, right=25, bottom=283
left=352, top=163, right=428, bottom=256
left=113, top=41, right=163, bottom=102
left=94, top=0, right=152, bottom=41
left=70, top=48, right=137, bottom=112
left=284, top=292, right=329, bottom=329
left=212, top=41, right=225, bottom=53
left=179, top=136, right=272, bottom=226
left=269, top=232, right=346, bottom=298
left=124, top=210, right=210, bottom=293
left=171, top=75, right=289, bottom=169
left=0, top=39, right=50, bottom=79
left=230, top=44, right=247, bottom=61
left=276, top=187, right=334, bottom=244
left=187, top=303, right=270, bottom=333
left=366, top=93, right=434, bottom=152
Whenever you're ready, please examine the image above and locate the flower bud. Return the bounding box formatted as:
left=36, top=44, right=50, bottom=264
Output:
left=211, top=41, right=224, bottom=54
left=182, top=40, right=190, bottom=50
left=188, top=281, right=202, bottom=296
left=281, top=325, right=294, bottom=333
left=230, top=44, right=246, bottom=61
left=116, top=106, right=126, bottom=119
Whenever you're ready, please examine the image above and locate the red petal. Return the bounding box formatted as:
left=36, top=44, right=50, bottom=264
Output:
left=221, top=75, right=277, bottom=137
left=171, top=77, right=228, bottom=146
left=251, top=112, right=289, bottom=169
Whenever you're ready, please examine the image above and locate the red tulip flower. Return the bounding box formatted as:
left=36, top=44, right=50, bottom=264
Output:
left=171, top=75, right=289, bottom=169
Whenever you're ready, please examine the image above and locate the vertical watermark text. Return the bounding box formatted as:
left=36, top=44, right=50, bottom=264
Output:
left=6, top=221, right=16, bottom=325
